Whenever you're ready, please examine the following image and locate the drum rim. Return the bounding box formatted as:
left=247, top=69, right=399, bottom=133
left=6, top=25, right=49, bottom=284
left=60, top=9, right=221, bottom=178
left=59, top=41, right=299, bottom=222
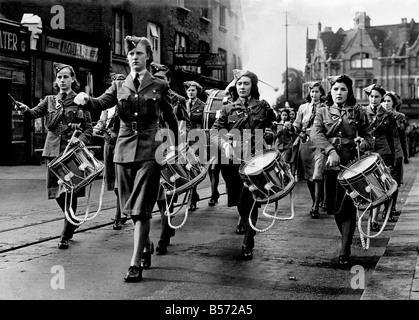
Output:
left=353, top=180, right=398, bottom=210
left=337, top=153, right=381, bottom=181
left=239, top=149, right=280, bottom=176
left=47, top=144, right=84, bottom=168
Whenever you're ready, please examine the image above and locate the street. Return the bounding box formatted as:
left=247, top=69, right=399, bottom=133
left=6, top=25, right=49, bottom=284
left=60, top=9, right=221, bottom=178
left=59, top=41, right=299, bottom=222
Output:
left=1, top=156, right=418, bottom=302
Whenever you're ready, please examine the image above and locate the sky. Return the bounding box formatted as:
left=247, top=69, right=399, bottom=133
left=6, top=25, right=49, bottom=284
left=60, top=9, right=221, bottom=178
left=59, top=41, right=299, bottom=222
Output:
left=240, top=0, right=419, bottom=105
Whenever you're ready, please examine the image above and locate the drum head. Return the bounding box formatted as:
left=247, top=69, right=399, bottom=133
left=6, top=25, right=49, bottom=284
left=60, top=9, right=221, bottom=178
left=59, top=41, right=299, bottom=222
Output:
left=341, top=154, right=377, bottom=180
left=241, top=150, right=278, bottom=175
left=203, top=89, right=229, bottom=130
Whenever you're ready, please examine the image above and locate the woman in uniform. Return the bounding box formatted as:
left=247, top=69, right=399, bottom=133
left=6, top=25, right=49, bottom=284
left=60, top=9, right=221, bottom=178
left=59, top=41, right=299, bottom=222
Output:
left=311, top=74, right=373, bottom=267
left=93, top=73, right=127, bottom=231
left=75, top=36, right=179, bottom=282
left=184, top=81, right=206, bottom=211
left=294, top=82, right=326, bottom=219
left=15, top=63, right=93, bottom=250
left=210, top=69, right=276, bottom=260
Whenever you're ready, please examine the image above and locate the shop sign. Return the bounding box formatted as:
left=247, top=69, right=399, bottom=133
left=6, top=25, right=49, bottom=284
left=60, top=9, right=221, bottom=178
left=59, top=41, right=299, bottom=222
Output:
left=173, top=51, right=226, bottom=69
left=45, top=36, right=99, bottom=62
left=0, top=22, right=30, bottom=59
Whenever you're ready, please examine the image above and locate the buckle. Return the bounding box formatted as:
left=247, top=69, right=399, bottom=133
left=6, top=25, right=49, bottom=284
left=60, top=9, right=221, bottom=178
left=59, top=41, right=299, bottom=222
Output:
left=131, top=121, right=137, bottom=132
left=333, top=137, right=341, bottom=146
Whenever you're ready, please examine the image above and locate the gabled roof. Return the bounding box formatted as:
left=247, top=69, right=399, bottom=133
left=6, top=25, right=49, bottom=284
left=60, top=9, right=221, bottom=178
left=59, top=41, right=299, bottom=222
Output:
left=320, top=31, right=345, bottom=59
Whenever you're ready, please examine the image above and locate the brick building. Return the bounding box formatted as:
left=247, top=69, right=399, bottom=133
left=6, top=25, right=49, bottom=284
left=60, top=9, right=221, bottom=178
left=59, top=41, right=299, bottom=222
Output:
left=0, top=0, right=244, bottom=165
left=305, top=11, right=419, bottom=119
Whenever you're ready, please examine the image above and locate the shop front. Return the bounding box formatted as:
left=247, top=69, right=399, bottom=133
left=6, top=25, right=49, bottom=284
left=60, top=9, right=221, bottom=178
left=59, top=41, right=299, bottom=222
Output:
left=0, top=17, right=31, bottom=166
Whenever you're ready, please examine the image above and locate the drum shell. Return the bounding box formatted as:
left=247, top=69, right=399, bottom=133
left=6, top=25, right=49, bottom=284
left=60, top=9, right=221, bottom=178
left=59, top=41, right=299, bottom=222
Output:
left=202, top=89, right=230, bottom=131
left=337, top=152, right=398, bottom=210
left=48, top=143, right=104, bottom=192
left=160, top=146, right=206, bottom=195
left=239, top=149, right=295, bottom=204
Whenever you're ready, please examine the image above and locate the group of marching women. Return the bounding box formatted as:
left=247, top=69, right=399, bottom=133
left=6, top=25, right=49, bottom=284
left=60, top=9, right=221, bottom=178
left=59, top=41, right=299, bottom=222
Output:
left=14, top=33, right=409, bottom=282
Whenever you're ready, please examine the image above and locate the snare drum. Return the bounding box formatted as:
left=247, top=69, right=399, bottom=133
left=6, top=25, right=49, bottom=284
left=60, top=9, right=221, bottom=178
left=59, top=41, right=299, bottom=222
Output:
left=160, top=145, right=207, bottom=196
left=48, top=142, right=105, bottom=192
left=337, top=152, right=397, bottom=210
left=239, top=149, right=295, bottom=204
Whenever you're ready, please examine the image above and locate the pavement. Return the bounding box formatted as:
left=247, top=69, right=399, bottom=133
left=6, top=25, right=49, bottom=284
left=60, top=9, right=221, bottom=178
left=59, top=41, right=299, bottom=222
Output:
left=1, top=154, right=419, bottom=300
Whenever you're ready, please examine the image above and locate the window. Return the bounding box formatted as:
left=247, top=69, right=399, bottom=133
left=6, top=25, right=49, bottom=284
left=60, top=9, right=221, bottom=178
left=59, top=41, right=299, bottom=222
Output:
left=147, top=22, right=161, bottom=64
left=177, top=0, right=185, bottom=7
left=232, top=54, right=237, bottom=70
left=218, top=48, right=227, bottom=81
left=112, top=11, right=131, bottom=56
left=351, top=53, right=373, bottom=69
left=220, top=5, right=226, bottom=27
left=354, top=78, right=374, bottom=100
left=175, top=32, right=188, bottom=52
left=199, top=40, right=210, bottom=53
left=201, top=0, right=209, bottom=19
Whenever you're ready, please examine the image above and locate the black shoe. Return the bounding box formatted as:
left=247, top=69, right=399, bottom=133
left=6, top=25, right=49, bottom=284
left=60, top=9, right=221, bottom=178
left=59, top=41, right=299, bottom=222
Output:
left=58, top=237, right=69, bottom=249
left=371, top=221, right=379, bottom=231
left=113, top=219, right=123, bottom=230
left=338, top=255, right=351, bottom=268
left=236, top=224, right=245, bottom=235
left=392, top=210, right=401, bottom=216
left=388, top=215, right=397, bottom=222
left=141, top=242, right=154, bottom=269
left=124, top=265, right=142, bottom=282
left=310, top=208, right=319, bottom=219
left=189, top=202, right=197, bottom=211
left=241, top=246, right=253, bottom=260
left=120, top=216, right=128, bottom=224
left=156, top=240, right=168, bottom=255
left=208, top=198, right=218, bottom=206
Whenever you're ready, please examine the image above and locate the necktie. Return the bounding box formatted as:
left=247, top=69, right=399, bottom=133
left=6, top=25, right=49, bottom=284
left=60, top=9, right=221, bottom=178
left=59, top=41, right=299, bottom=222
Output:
left=61, top=92, right=67, bottom=101
left=244, top=97, right=249, bottom=109
left=133, top=73, right=140, bottom=91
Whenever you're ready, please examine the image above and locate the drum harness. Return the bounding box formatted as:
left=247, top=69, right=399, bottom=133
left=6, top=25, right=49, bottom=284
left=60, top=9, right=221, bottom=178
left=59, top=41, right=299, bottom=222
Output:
left=61, top=130, right=106, bottom=226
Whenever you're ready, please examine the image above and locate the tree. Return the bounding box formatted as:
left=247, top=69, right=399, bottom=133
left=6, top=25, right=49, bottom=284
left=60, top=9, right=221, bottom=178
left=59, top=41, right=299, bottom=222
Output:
left=275, top=67, right=305, bottom=110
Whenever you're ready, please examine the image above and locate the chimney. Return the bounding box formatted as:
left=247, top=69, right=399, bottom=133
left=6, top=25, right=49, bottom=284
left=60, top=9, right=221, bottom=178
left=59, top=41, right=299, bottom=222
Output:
left=353, top=12, right=370, bottom=29
left=323, top=27, right=333, bottom=33
left=399, top=18, right=410, bottom=43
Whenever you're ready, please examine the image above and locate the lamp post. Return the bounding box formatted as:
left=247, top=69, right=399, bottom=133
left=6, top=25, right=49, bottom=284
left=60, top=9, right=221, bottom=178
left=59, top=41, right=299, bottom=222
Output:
left=285, top=11, right=289, bottom=105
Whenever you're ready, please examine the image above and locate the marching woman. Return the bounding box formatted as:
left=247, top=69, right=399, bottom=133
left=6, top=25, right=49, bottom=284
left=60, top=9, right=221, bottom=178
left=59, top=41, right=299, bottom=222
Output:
left=274, top=108, right=295, bottom=165
left=210, top=69, right=276, bottom=260
left=184, top=80, right=206, bottom=211
left=75, top=36, right=178, bottom=282
left=150, top=63, right=192, bottom=255
left=93, top=73, right=127, bottom=231
left=311, top=74, right=373, bottom=267
left=363, top=84, right=405, bottom=230
left=294, top=82, right=326, bottom=219
left=288, top=108, right=299, bottom=177
left=14, top=63, right=93, bottom=249
left=382, top=91, right=407, bottom=219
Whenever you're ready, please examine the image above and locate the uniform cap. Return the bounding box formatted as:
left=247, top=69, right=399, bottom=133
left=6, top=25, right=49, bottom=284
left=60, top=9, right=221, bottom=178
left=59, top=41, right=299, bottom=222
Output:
left=363, top=83, right=386, bottom=96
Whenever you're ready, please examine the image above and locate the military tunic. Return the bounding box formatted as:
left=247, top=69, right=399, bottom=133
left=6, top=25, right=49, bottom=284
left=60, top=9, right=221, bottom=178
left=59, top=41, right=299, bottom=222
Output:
left=22, top=90, right=93, bottom=199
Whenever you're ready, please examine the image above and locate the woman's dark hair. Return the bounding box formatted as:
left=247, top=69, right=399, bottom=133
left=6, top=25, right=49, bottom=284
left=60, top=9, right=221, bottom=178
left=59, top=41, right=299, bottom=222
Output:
left=325, top=80, right=357, bottom=106
left=53, top=66, right=80, bottom=92
left=276, top=108, right=290, bottom=122
left=384, top=91, right=402, bottom=111
left=305, top=84, right=326, bottom=103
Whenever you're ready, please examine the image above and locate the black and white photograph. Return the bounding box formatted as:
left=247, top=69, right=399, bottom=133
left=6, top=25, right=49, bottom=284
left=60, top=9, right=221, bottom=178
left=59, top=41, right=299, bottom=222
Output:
left=1, top=0, right=419, bottom=309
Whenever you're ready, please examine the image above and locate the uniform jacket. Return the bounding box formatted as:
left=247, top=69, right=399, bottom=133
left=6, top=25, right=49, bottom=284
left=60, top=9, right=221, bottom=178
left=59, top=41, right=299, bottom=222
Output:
left=312, top=103, right=374, bottom=165
left=274, top=121, right=295, bottom=151
left=87, top=70, right=179, bottom=163
left=170, top=89, right=192, bottom=134
left=23, top=90, right=93, bottom=157
left=187, top=98, right=205, bottom=129
left=210, top=97, right=276, bottom=159
left=363, top=104, right=404, bottom=157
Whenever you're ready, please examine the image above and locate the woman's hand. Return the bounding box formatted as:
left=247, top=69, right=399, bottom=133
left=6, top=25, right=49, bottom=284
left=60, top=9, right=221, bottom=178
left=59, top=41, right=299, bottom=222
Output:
left=326, top=150, right=340, bottom=167
left=74, top=92, right=89, bottom=106
left=14, top=101, right=29, bottom=113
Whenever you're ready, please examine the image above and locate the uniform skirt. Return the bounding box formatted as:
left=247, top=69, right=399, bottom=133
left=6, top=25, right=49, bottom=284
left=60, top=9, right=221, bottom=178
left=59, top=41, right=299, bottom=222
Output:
left=297, top=140, right=323, bottom=181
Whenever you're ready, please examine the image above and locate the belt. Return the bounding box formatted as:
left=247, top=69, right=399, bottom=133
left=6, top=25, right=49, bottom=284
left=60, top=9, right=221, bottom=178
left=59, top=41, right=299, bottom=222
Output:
left=121, top=122, right=159, bottom=131
left=328, top=137, right=354, bottom=146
